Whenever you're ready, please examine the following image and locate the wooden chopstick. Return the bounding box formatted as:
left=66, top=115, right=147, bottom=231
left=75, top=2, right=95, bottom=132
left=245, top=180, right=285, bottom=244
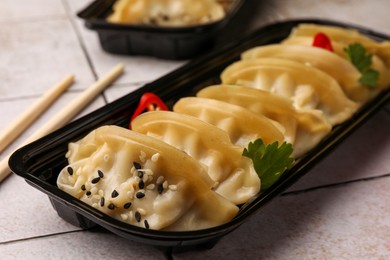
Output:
left=0, top=63, right=124, bottom=183
left=0, top=75, right=74, bottom=153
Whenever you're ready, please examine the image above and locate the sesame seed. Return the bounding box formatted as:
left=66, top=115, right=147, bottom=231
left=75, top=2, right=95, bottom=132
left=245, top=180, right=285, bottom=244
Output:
left=157, top=183, right=164, bottom=194
left=138, top=171, right=144, bottom=179
left=124, top=202, right=132, bottom=209
left=146, top=184, right=155, bottom=190
left=156, top=176, right=164, bottom=184
left=136, top=191, right=145, bottom=199
left=98, top=170, right=104, bottom=178
left=144, top=220, right=150, bottom=229
left=86, top=191, right=91, bottom=196
left=133, top=162, right=141, bottom=170
left=120, top=214, right=128, bottom=221
left=81, top=184, right=86, bottom=191
left=151, top=153, right=160, bottom=162
left=111, top=190, right=119, bottom=198
left=98, top=189, right=104, bottom=197
left=138, top=208, right=146, bottom=215
left=135, top=211, right=141, bottom=222
left=163, top=180, right=168, bottom=189
left=168, top=184, right=177, bottom=191
left=67, top=167, right=73, bottom=175
left=139, top=180, right=145, bottom=189
left=139, top=151, right=146, bottom=163
left=92, top=203, right=98, bottom=208
left=108, top=203, right=115, bottom=210
left=91, top=176, right=100, bottom=184
left=100, top=197, right=105, bottom=207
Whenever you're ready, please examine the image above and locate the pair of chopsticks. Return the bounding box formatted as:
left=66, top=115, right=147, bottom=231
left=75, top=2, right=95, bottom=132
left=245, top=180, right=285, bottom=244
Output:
left=0, top=64, right=125, bottom=183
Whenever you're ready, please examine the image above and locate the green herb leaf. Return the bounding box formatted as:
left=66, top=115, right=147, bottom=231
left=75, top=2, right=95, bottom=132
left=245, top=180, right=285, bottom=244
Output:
left=243, top=139, right=294, bottom=190
left=344, top=43, right=379, bottom=88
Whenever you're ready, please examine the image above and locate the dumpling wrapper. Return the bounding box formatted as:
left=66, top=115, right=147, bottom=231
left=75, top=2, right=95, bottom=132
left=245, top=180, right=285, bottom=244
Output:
left=220, top=58, right=359, bottom=125
left=57, top=125, right=238, bottom=231
left=107, top=0, right=225, bottom=26
left=283, top=23, right=390, bottom=83
left=173, top=97, right=285, bottom=147
left=197, top=85, right=332, bottom=157
left=241, top=44, right=382, bottom=102
left=131, top=111, right=260, bottom=205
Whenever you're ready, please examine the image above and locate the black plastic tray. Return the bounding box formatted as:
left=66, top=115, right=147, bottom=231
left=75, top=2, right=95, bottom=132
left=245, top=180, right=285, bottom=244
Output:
left=77, top=0, right=243, bottom=60
left=9, top=19, right=390, bottom=253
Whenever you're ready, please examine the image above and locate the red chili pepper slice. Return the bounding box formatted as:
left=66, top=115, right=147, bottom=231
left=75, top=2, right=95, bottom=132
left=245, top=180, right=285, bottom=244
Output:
left=130, top=93, right=168, bottom=127
left=312, top=32, right=334, bottom=51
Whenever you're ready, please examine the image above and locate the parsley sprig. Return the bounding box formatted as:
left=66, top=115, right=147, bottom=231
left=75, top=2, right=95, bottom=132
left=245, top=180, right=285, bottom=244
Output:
left=243, top=139, right=294, bottom=190
left=344, top=43, right=379, bottom=88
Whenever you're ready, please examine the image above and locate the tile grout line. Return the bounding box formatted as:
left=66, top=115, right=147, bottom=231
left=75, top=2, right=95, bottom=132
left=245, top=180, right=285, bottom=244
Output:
left=61, top=0, right=112, bottom=105
left=281, top=172, right=390, bottom=196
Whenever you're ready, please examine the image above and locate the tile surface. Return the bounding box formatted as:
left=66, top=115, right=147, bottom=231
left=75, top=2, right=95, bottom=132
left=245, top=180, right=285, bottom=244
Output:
left=0, top=0, right=389, bottom=259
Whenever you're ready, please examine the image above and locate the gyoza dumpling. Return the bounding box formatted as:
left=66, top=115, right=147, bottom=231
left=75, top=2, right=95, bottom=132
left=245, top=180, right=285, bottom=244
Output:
left=197, top=85, right=332, bottom=157
left=173, top=97, right=285, bottom=148
left=57, top=125, right=238, bottom=231
left=241, top=44, right=382, bottom=102
left=283, top=24, right=390, bottom=79
left=220, top=58, right=359, bottom=125
left=131, top=111, right=260, bottom=205
left=107, top=0, right=225, bottom=26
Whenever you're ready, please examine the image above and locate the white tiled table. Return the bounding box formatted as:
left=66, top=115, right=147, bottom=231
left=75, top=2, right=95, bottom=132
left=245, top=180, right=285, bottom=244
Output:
left=1, top=0, right=389, bottom=259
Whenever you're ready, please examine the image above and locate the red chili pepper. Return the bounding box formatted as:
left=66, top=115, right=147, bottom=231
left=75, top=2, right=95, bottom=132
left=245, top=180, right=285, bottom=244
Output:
left=312, top=32, right=334, bottom=51
left=130, top=93, right=168, bottom=126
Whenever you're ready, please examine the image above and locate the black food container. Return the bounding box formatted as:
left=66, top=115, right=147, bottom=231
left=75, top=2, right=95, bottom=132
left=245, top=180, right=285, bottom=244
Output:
left=77, top=0, right=243, bottom=59
left=9, top=19, right=390, bottom=253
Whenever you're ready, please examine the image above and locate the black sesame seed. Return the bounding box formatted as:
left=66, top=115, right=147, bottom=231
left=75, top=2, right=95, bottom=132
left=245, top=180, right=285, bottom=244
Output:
left=144, top=220, right=150, bottom=229
left=136, top=191, right=145, bottom=199
left=138, top=171, right=144, bottom=179
left=98, top=170, right=104, bottom=178
left=81, top=184, right=86, bottom=191
left=108, top=203, right=115, bottom=210
left=139, top=180, right=145, bottom=189
left=111, top=189, right=119, bottom=198
left=86, top=191, right=91, bottom=196
left=133, top=162, right=141, bottom=170
left=100, top=197, right=105, bottom=207
left=124, top=202, right=132, bottom=209
left=67, top=167, right=73, bottom=175
left=135, top=211, right=141, bottom=222
left=91, top=176, right=101, bottom=184
left=157, top=183, right=164, bottom=194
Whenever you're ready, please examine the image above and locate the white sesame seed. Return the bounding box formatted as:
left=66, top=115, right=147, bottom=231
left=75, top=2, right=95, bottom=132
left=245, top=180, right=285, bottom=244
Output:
left=139, top=151, right=146, bottom=163
left=98, top=189, right=104, bottom=197
left=146, top=184, right=155, bottom=190
left=137, top=208, right=146, bottom=215
left=156, top=176, right=164, bottom=184
left=168, top=185, right=177, bottom=191
left=76, top=168, right=82, bottom=176
left=92, top=203, right=98, bottom=208
left=151, top=153, right=160, bottom=162
left=120, top=214, right=128, bottom=221
left=163, top=180, right=168, bottom=189
left=129, top=211, right=134, bottom=221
